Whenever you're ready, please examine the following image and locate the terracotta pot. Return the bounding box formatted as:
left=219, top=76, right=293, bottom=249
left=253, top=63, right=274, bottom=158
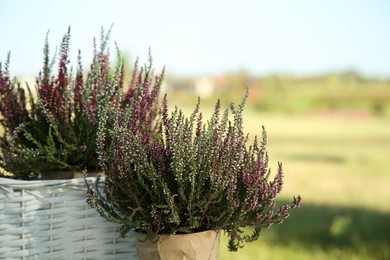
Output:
left=135, top=230, right=221, bottom=260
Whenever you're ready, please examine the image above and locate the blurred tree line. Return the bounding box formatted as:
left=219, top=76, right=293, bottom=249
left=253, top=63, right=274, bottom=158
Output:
left=164, top=71, right=390, bottom=116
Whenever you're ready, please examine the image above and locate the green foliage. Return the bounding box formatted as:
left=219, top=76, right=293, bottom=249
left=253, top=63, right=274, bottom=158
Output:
left=86, top=77, right=301, bottom=251
left=0, top=26, right=141, bottom=179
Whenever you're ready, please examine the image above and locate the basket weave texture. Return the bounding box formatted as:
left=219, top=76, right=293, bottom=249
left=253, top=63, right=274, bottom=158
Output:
left=0, top=177, right=137, bottom=259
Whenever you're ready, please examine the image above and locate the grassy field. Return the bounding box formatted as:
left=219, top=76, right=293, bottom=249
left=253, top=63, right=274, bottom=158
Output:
left=214, top=111, right=390, bottom=259
left=167, top=98, right=390, bottom=259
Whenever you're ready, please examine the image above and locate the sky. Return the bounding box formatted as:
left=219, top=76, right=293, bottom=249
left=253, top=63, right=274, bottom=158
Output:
left=0, top=0, right=389, bottom=78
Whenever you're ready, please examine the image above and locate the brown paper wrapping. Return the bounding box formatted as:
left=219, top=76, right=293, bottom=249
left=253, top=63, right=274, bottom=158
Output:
left=135, top=230, right=221, bottom=260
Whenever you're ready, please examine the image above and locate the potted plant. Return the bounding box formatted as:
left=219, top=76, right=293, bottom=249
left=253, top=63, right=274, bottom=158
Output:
left=0, top=27, right=161, bottom=259
left=86, top=73, right=302, bottom=259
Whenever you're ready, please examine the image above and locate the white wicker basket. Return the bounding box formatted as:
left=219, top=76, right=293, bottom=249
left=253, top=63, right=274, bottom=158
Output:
left=0, top=177, right=138, bottom=259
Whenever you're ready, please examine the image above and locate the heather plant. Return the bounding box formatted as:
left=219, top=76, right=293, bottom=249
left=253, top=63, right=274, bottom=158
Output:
left=0, top=27, right=162, bottom=179
left=86, top=82, right=302, bottom=251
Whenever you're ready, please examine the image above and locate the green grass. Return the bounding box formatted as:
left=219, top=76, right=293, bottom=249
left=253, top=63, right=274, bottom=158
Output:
left=170, top=99, right=390, bottom=259
left=219, top=202, right=390, bottom=259
left=223, top=112, right=390, bottom=259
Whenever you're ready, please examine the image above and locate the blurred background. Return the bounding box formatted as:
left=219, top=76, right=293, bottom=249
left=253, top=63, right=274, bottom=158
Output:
left=1, top=0, right=389, bottom=259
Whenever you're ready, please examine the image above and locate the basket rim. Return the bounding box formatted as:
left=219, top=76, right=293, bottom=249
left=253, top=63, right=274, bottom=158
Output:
left=0, top=176, right=103, bottom=189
